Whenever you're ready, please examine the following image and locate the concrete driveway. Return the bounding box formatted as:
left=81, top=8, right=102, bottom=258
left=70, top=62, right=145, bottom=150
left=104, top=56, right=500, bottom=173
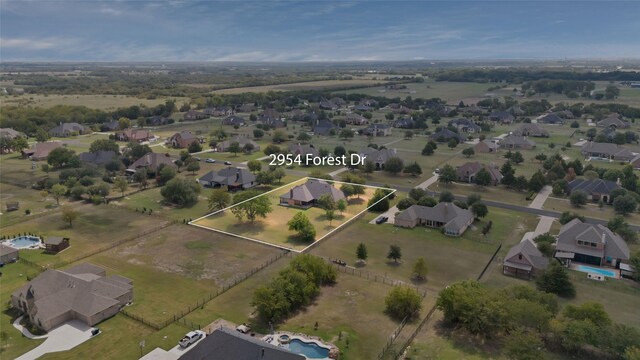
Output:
left=521, top=215, right=555, bottom=243
left=16, top=320, right=97, bottom=360
left=528, top=185, right=552, bottom=209
left=369, top=205, right=398, bottom=225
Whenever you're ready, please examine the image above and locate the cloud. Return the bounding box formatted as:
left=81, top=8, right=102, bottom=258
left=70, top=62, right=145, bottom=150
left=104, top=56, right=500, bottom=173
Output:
left=1, top=37, right=77, bottom=50
left=99, top=7, right=124, bottom=16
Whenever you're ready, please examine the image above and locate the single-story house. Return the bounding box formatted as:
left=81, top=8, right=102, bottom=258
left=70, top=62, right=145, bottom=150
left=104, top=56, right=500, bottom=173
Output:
left=169, top=131, right=200, bottom=149
left=288, top=143, right=318, bottom=159
left=581, top=142, right=634, bottom=162
left=198, top=167, right=256, bottom=191
left=363, top=124, right=392, bottom=136
left=488, top=111, right=515, bottom=124
left=394, top=202, right=474, bottom=236
left=512, top=124, right=549, bottom=137
left=353, top=104, right=372, bottom=112
left=345, top=113, right=369, bottom=125
left=319, top=99, right=338, bottom=110
left=474, top=139, right=500, bottom=153
left=554, top=219, right=629, bottom=268
left=567, top=178, right=620, bottom=204
left=79, top=150, right=117, bottom=166
left=630, top=155, right=640, bottom=170
left=178, top=327, right=304, bottom=360
left=183, top=110, right=208, bottom=121
left=597, top=114, right=629, bottom=129
left=11, top=263, right=133, bottom=332
left=312, top=119, right=338, bottom=136
left=456, top=162, right=502, bottom=185
left=280, top=179, right=345, bottom=208
left=0, top=128, right=26, bottom=139
left=499, top=135, right=536, bottom=150
left=222, top=115, right=245, bottom=126
left=448, top=118, right=481, bottom=133
left=260, top=116, right=286, bottom=129
left=238, top=103, right=256, bottom=113
left=126, top=152, right=176, bottom=175
left=100, top=121, right=120, bottom=132
left=429, top=128, right=465, bottom=143
left=0, top=244, right=19, bottom=264
left=393, top=117, right=415, bottom=128
left=204, top=106, right=234, bottom=117
left=22, top=142, right=63, bottom=161
left=49, top=122, right=86, bottom=137
left=44, top=237, right=70, bottom=253
left=503, top=239, right=549, bottom=279
left=359, top=147, right=397, bottom=170
left=116, top=128, right=152, bottom=143
left=536, top=113, right=565, bottom=125
left=216, top=137, right=260, bottom=153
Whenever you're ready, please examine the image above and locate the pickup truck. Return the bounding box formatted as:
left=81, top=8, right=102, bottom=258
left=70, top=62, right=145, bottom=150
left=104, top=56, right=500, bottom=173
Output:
left=178, top=330, right=205, bottom=348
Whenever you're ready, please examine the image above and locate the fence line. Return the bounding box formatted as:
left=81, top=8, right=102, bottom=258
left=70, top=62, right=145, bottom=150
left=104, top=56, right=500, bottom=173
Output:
left=476, top=243, right=502, bottom=281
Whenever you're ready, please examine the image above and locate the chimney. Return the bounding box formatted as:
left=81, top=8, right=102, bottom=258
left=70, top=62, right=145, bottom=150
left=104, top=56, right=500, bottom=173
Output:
left=236, top=169, right=240, bottom=182
left=602, top=232, right=606, bottom=244
left=616, top=177, right=621, bottom=186
left=290, top=189, right=293, bottom=198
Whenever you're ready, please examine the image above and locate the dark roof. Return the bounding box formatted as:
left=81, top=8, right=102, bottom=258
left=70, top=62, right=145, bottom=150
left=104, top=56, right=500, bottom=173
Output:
left=538, top=113, right=564, bottom=124
left=0, top=244, right=19, bottom=256
left=568, top=178, right=620, bottom=195
left=430, top=128, right=465, bottom=141
left=581, top=142, right=634, bottom=159
left=488, top=111, right=515, bottom=121
left=199, top=167, right=256, bottom=187
left=448, top=118, right=481, bottom=130
left=79, top=150, right=117, bottom=166
left=504, top=239, right=549, bottom=270
left=556, top=219, right=629, bottom=260
left=512, top=124, right=549, bottom=137
left=395, top=202, right=474, bottom=232
left=312, top=119, right=338, bottom=135
left=281, top=179, right=345, bottom=203
left=44, top=237, right=67, bottom=246
left=180, top=327, right=304, bottom=360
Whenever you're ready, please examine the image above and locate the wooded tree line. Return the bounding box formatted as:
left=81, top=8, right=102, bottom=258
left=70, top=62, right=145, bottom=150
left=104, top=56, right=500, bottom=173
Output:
left=433, top=69, right=640, bottom=83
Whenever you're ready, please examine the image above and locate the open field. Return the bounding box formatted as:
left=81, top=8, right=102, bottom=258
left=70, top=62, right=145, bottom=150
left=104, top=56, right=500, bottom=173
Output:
left=0, top=204, right=167, bottom=268
left=212, top=79, right=385, bottom=94
left=430, top=183, right=531, bottom=207
left=544, top=196, right=640, bottom=226
left=311, top=207, right=537, bottom=290
left=1, top=94, right=190, bottom=110
left=192, top=177, right=389, bottom=251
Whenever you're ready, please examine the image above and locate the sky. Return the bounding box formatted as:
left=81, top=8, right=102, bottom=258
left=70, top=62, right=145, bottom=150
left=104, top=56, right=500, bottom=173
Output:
left=1, top=1, right=639, bottom=62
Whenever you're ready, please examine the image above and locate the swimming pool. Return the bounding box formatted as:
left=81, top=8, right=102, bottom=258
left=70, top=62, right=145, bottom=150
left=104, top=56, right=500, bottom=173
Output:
left=6, top=236, right=41, bottom=249
left=286, top=338, right=330, bottom=359
left=576, top=265, right=617, bottom=278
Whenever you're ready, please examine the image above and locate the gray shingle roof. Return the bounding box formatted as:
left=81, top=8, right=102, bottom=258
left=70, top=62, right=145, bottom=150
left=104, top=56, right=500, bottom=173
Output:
left=556, top=220, right=630, bottom=260
left=79, top=150, right=117, bottom=166
left=568, top=179, right=620, bottom=195
left=512, top=124, right=549, bottom=137
left=395, top=202, right=474, bottom=232
left=504, top=239, right=549, bottom=270
left=500, top=135, right=536, bottom=147
left=199, top=167, right=256, bottom=187
left=581, top=142, right=634, bottom=160
left=281, top=179, right=345, bottom=203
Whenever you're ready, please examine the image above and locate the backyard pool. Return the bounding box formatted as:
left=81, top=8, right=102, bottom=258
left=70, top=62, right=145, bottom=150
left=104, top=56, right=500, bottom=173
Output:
left=576, top=265, right=617, bottom=278
left=5, top=236, right=42, bottom=249
left=286, top=339, right=330, bottom=359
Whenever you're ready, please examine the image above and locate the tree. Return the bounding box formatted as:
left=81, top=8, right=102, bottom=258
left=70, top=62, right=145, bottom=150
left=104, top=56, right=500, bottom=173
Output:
left=253, top=129, right=264, bottom=139
left=256, top=171, right=274, bottom=185
left=339, top=129, right=354, bottom=140
left=243, top=143, right=255, bottom=154
left=231, top=190, right=273, bottom=223
left=157, top=165, right=176, bottom=185
left=501, top=161, right=516, bottom=187
left=613, top=194, right=637, bottom=215
left=605, top=85, right=620, bottom=100
left=438, top=164, right=457, bottom=184
left=412, top=257, right=428, bottom=280
left=186, top=160, right=200, bottom=174
left=336, top=199, right=347, bottom=214
left=272, top=130, right=287, bottom=143
left=89, top=139, right=119, bottom=154
left=247, top=159, right=262, bottom=173
left=535, top=153, right=548, bottom=163
left=340, top=184, right=355, bottom=198
left=385, top=286, right=422, bottom=320
left=471, top=202, right=488, bottom=219
left=125, top=143, right=152, bottom=162
left=384, top=157, right=404, bottom=174
left=287, top=212, right=316, bottom=242
left=417, top=196, right=437, bottom=207
left=225, top=141, right=240, bottom=156
left=630, top=252, right=640, bottom=281
left=536, top=261, right=575, bottom=298
left=462, top=147, right=475, bottom=158
left=504, top=329, right=545, bottom=360
left=559, top=211, right=584, bottom=225
left=47, top=147, right=79, bottom=168
left=207, top=189, right=231, bottom=211
left=363, top=160, right=376, bottom=173
left=113, top=177, right=128, bottom=197
left=35, top=128, right=50, bottom=142
left=51, top=184, right=67, bottom=206
left=570, top=120, right=580, bottom=128
left=318, top=194, right=337, bottom=226
left=403, top=162, right=422, bottom=176
left=271, top=168, right=286, bottom=183
left=188, top=141, right=202, bottom=153
left=528, top=171, right=547, bottom=192
left=447, top=138, right=458, bottom=149
left=511, top=151, right=524, bottom=164
left=397, top=197, right=417, bottom=210
left=607, top=215, right=637, bottom=243
left=569, top=190, right=588, bottom=207
left=160, top=178, right=201, bottom=207
left=422, top=143, right=434, bottom=156
left=439, top=191, right=454, bottom=203
left=70, top=185, right=86, bottom=200
left=356, top=243, right=368, bottom=262
left=409, top=188, right=426, bottom=201
left=387, top=245, right=402, bottom=263
left=404, top=130, right=413, bottom=140
left=467, top=194, right=482, bottom=206
left=61, top=206, right=78, bottom=227
left=474, top=168, right=491, bottom=186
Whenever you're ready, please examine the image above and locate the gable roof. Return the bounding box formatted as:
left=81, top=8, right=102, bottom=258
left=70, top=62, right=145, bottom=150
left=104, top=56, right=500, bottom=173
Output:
left=79, top=150, right=117, bottom=166
left=395, top=202, right=474, bottom=232
left=504, top=239, right=549, bottom=270
left=24, top=142, right=63, bottom=160
left=568, top=178, right=620, bottom=195
left=597, top=114, right=629, bottom=128
left=557, top=220, right=630, bottom=260
left=512, top=123, right=549, bottom=137
left=281, top=179, right=345, bottom=203
left=581, top=142, right=634, bottom=159
left=430, top=128, right=465, bottom=141
left=288, top=143, right=318, bottom=157
left=537, top=113, right=564, bottom=124
left=0, top=128, right=25, bottom=139
left=312, top=119, right=338, bottom=135
left=198, top=167, right=256, bottom=187
left=179, top=327, right=304, bottom=360
left=49, top=122, right=85, bottom=134
left=127, top=152, right=176, bottom=171
left=359, top=147, right=396, bottom=164
left=448, top=118, right=481, bottom=130
left=500, top=135, right=536, bottom=147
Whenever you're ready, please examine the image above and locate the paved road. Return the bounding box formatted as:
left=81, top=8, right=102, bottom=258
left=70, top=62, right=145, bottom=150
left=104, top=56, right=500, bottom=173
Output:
left=365, top=181, right=640, bottom=231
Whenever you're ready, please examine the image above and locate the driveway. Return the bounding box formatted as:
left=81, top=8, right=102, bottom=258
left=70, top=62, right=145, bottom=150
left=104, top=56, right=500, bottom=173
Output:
left=16, top=320, right=96, bottom=360
left=415, top=174, right=439, bottom=190
left=521, top=215, right=555, bottom=243
left=369, top=205, right=398, bottom=225
left=528, top=185, right=552, bottom=209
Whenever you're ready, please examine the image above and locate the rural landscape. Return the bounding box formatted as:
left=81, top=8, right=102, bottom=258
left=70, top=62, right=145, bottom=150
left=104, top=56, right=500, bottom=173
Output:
left=1, top=1, right=640, bottom=360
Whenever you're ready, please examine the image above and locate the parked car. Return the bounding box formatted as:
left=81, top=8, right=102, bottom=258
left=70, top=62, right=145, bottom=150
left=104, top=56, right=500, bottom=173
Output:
left=224, top=161, right=232, bottom=165
left=178, top=330, right=205, bottom=348
left=375, top=216, right=388, bottom=224
left=194, top=157, right=201, bottom=161
left=205, top=158, right=216, bottom=163
left=434, top=168, right=440, bottom=174
left=236, top=324, right=251, bottom=334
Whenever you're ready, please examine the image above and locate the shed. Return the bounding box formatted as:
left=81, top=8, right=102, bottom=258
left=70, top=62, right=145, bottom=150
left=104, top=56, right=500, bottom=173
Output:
left=44, top=237, right=70, bottom=253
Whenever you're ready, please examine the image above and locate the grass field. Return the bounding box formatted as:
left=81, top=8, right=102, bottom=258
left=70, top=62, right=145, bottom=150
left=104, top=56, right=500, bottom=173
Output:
left=192, top=177, right=388, bottom=251
left=544, top=196, right=640, bottom=225
left=1, top=94, right=190, bottom=110
left=311, top=207, right=537, bottom=291
left=212, top=79, right=385, bottom=94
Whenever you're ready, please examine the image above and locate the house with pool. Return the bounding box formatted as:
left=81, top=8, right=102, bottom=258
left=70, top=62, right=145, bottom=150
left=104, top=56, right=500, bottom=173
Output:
left=554, top=219, right=630, bottom=269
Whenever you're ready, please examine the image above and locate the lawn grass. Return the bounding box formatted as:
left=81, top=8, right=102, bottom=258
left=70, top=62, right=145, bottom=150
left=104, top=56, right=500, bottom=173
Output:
left=0, top=204, right=167, bottom=268
left=430, top=183, right=531, bottom=207
left=544, top=196, right=640, bottom=225
left=2, top=94, right=189, bottom=111
left=311, top=207, right=537, bottom=290
left=212, top=79, right=384, bottom=94
left=192, top=177, right=384, bottom=251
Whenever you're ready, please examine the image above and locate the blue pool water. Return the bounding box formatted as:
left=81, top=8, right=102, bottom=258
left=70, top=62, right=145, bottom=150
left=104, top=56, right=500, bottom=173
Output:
left=576, top=265, right=616, bottom=278
left=8, top=236, right=41, bottom=249
left=286, top=339, right=330, bottom=359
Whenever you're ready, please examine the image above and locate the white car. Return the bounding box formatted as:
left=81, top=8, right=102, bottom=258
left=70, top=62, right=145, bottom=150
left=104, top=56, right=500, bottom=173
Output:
left=205, top=158, right=216, bottom=163
left=178, top=330, right=205, bottom=348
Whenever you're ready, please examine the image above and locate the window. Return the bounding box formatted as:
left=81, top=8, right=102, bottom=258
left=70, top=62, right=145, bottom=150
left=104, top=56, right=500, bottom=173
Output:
left=518, top=254, right=523, bottom=260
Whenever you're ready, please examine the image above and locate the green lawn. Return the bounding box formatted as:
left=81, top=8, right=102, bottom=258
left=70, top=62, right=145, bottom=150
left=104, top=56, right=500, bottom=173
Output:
left=192, top=178, right=383, bottom=251
left=544, top=196, right=640, bottom=226
left=2, top=94, right=189, bottom=111
left=431, top=183, right=531, bottom=207
left=311, top=207, right=537, bottom=290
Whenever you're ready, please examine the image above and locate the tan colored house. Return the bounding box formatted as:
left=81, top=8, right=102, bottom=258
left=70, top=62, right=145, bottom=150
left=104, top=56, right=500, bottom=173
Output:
left=394, top=202, right=474, bottom=236
left=22, top=142, right=63, bottom=161
left=474, top=139, right=499, bottom=153
left=126, top=152, right=176, bottom=174
left=116, top=128, right=152, bottom=142
left=280, top=179, right=345, bottom=208
left=503, top=239, right=549, bottom=279
left=11, top=263, right=132, bottom=332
